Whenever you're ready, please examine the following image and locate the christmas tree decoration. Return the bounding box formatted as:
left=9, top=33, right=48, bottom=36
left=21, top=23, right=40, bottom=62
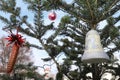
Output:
left=44, top=67, right=55, bottom=79
left=81, top=29, right=109, bottom=63
left=5, top=29, right=25, bottom=73
left=44, top=68, right=51, bottom=79
left=48, top=11, right=56, bottom=20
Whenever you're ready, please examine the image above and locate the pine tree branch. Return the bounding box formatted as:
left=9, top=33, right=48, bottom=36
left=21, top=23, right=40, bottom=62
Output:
left=18, top=26, right=38, bottom=39
left=107, top=47, right=119, bottom=56
left=0, top=0, right=15, bottom=14
left=69, top=20, right=89, bottom=36
left=28, top=43, right=43, bottom=50
left=38, top=23, right=54, bottom=37
left=104, top=4, right=120, bottom=18
left=86, top=0, right=94, bottom=21
left=0, top=15, right=10, bottom=24
left=115, top=15, right=120, bottom=23
left=19, top=16, right=37, bottom=35
left=46, top=23, right=66, bottom=43
left=23, top=21, right=36, bottom=34
left=69, top=25, right=85, bottom=36
left=57, top=1, right=90, bottom=23
left=99, top=0, right=119, bottom=21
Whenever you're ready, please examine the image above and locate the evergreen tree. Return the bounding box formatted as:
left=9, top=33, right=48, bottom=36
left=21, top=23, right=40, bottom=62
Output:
left=0, top=0, right=120, bottom=80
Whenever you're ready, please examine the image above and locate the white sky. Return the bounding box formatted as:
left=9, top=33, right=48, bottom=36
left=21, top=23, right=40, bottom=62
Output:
left=0, top=0, right=120, bottom=79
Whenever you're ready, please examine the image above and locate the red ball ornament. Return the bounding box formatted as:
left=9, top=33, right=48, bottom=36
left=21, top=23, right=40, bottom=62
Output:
left=48, top=12, right=56, bottom=20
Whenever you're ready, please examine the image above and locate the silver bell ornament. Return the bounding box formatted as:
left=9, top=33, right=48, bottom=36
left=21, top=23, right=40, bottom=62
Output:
left=81, top=29, right=109, bottom=63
